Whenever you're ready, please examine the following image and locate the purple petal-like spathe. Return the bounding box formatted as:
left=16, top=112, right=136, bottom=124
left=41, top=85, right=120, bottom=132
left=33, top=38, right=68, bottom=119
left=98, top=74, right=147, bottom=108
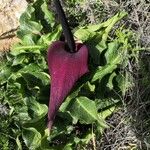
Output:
left=47, top=41, right=89, bottom=129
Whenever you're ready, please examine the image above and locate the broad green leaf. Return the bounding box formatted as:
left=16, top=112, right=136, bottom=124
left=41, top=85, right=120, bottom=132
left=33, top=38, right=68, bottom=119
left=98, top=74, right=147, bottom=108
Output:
left=22, top=71, right=50, bottom=87
left=16, top=135, right=23, bottom=150
left=25, top=97, right=48, bottom=123
left=8, top=73, right=22, bottom=82
left=36, top=56, right=48, bottom=70
left=18, top=20, right=42, bottom=38
left=99, top=106, right=116, bottom=119
left=67, top=97, right=107, bottom=128
left=40, top=129, right=51, bottom=150
left=100, top=12, right=127, bottom=44
left=17, top=111, right=31, bottom=123
left=86, top=34, right=105, bottom=65
left=16, top=3, right=44, bottom=52
left=17, top=4, right=43, bottom=39
left=5, top=82, right=24, bottom=106
left=85, top=81, right=95, bottom=92
left=92, top=40, right=123, bottom=82
left=107, top=72, right=116, bottom=90
left=37, top=25, right=62, bottom=45
left=74, top=28, right=96, bottom=42
left=0, top=86, right=5, bottom=101
left=50, top=113, right=74, bottom=138
left=0, top=66, right=11, bottom=84
left=41, top=1, right=55, bottom=26
left=19, top=63, right=42, bottom=72
left=63, top=144, right=73, bottom=150
left=116, top=73, right=133, bottom=95
left=21, top=34, right=36, bottom=45
left=12, top=54, right=26, bottom=66
left=19, top=5, right=35, bottom=24
left=80, top=132, right=93, bottom=144
left=95, top=38, right=107, bottom=53
left=96, top=106, right=117, bottom=133
left=60, top=98, right=73, bottom=113
left=87, top=12, right=127, bottom=32
left=91, top=64, right=117, bottom=82
left=105, top=41, right=120, bottom=64
left=95, top=98, right=119, bottom=110
left=22, top=127, right=41, bottom=149
left=10, top=44, right=43, bottom=56
left=60, top=84, right=84, bottom=112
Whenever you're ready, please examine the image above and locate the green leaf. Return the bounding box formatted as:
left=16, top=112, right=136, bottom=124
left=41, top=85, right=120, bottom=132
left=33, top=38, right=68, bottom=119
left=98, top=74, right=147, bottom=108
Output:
left=60, top=84, right=84, bottom=112
left=107, top=72, right=116, bottom=90
left=87, top=12, right=127, bottom=32
left=21, top=34, right=36, bottom=46
left=67, top=97, right=107, bottom=128
left=0, top=86, right=5, bottom=101
left=16, top=135, right=22, bottom=150
left=19, top=63, right=50, bottom=86
left=0, top=66, right=11, bottom=85
left=40, top=129, right=51, bottom=150
left=63, top=144, right=73, bottom=150
left=91, top=64, right=117, bottom=82
left=12, top=54, right=26, bottom=66
left=99, top=12, right=127, bottom=44
left=95, top=98, right=119, bottom=110
left=80, top=131, right=93, bottom=144
left=99, top=106, right=116, bottom=119
left=17, top=111, right=31, bottom=123
left=25, top=97, right=48, bottom=123
left=22, top=127, right=42, bottom=149
left=18, top=4, right=43, bottom=39
left=41, top=1, right=55, bottom=26
left=22, top=71, right=50, bottom=87
left=37, top=25, right=62, bottom=45
left=85, top=33, right=106, bottom=65
left=105, top=41, right=120, bottom=64
left=20, top=63, right=42, bottom=72
left=74, top=28, right=96, bottom=42
left=75, top=12, right=127, bottom=66
left=18, top=20, right=42, bottom=38
left=92, top=40, right=124, bottom=82
left=10, top=44, right=43, bottom=56
left=85, top=81, right=95, bottom=92
left=5, top=82, right=24, bottom=106
left=19, top=5, right=35, bottom=24
left=116, top=73, right=133, bottom=95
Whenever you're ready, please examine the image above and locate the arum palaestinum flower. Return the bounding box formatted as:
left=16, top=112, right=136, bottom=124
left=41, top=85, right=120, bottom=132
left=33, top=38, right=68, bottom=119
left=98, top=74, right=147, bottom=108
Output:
left=47, top=41, right=89, bottom=129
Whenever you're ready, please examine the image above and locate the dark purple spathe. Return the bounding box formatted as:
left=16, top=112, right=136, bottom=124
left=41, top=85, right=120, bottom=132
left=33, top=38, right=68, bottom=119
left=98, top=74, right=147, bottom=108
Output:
left=47, top=41, right=89, bottom=129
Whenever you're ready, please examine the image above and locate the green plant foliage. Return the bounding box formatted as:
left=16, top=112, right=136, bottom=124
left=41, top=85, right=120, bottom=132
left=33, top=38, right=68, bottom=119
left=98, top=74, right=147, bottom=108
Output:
left=0, top=0, right=138, bottom=149
left=22, top=127, right=42, bottom=149
left=66, top=97, right=108, bottom=128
